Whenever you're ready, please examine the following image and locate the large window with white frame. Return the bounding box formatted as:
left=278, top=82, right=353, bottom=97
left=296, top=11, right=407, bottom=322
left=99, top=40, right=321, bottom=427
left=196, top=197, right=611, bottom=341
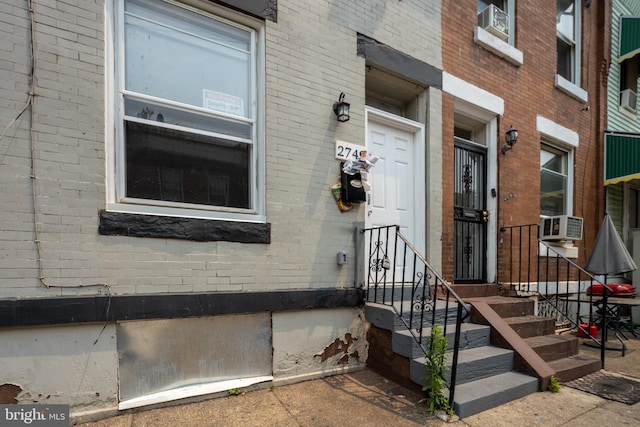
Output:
left=556, top=0, right=581, bottom=85
left=108, top=0, right=264, bottom=222
left=540, top=144, right=572, bottom=216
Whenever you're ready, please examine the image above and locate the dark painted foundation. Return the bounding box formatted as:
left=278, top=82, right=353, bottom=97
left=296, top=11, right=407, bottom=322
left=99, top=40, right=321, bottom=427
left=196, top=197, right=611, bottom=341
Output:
left=0, top=288, right=363, bottom=328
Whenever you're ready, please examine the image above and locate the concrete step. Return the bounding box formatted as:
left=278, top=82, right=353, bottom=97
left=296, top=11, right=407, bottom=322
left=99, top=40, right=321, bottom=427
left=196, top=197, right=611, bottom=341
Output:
left=365, top=302, right=466, bottom=333
left=392, top=323, right=491, bottom=359
left=467, top=296, right=535, bottom=318
left=524, top=334, right=579, bottom=362
left=452, top=371, right=539, bottom=419
left=504, top=315, right=556, bottom=338
left=410, top=345, right=514, bottom=386
left=548, top=354, right=602, bottom=382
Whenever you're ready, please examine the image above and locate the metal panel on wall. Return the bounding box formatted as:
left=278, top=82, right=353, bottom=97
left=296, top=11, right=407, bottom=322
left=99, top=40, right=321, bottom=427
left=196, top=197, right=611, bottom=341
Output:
left=117, top=313, right=272, bottom=402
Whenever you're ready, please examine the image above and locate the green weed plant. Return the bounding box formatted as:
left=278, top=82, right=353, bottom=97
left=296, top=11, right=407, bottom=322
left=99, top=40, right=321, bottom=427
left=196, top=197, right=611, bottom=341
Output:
left=420, top=325, right=453, bottom=415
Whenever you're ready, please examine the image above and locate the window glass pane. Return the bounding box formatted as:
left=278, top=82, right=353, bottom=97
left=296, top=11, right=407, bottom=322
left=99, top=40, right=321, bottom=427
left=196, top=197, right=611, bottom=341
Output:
left=540, top=170, right=566, bottom=216
left=125, top=98, right=252, bottom=140
left=541, top=146, right=568, bottom=216
left=557, top=39, right=573, bottom=81
left=125, top=121, right=250, bottom=209
left=540, top=149, right=565, bottom=174
left=125, top=0, right=252, bottom=118
left=478, top=1, right=505, bottom=13
left=621, top=58, right=639, bottom=92
left=557, top=0, right=575, bottom=42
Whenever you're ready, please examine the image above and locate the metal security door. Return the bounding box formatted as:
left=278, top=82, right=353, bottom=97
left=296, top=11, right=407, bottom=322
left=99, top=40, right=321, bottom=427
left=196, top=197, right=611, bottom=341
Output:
left=454, top=139, right=488, bottom=283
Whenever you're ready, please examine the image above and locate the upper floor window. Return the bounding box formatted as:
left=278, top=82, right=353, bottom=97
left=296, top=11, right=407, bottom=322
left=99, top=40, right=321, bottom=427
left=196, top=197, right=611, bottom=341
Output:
left=618, top=16, right=640, bottom=115
left=477, top=0, right=514, bottom=45
left=540, top=144, right=570, bottom=216
left=475, top=1, right=522, bottom=65
left=556, top=0, right=580, bottom=85
left=107, top=0, right=265, bottom=222
left=620, top=57, right=639, bottom=114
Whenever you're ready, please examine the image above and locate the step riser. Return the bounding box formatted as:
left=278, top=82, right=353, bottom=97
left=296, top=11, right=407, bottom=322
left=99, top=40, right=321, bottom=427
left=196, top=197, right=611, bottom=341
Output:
left=409, top=349, right=514, bottom=386
left=469, top=300, right=535, bottom=318
left=530, top=340, right=578, bottom=362
left=549, top=356, right=602, bottom=382
left=554, top=362, right=602, bottom=382
left=366, top=304, right=465, bottom=332
left=449, top=284, right=499, bottom=299
left=392, top=325, right=491, bottom=359
left=506, top=318, right=556, bottom=338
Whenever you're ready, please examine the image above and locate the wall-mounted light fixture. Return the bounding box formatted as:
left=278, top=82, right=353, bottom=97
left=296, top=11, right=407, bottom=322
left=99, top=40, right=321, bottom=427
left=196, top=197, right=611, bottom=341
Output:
left=333, top=92, right=350, bottom=122
left=502, top=125, right=519, bottom=154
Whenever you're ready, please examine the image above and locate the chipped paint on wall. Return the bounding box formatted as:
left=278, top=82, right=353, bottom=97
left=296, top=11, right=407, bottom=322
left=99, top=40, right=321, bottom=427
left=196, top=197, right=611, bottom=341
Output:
left=272, top=308, right=367, bottom=381
left=315, top=333, right=359, bottom=365
left=0, top=383, right=22, bottom=404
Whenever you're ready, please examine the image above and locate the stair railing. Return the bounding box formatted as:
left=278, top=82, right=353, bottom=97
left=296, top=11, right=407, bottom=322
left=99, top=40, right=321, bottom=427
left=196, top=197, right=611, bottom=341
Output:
left=359, top=225, right=471, bottom=405
left=499, top=224, right=620, bottom=366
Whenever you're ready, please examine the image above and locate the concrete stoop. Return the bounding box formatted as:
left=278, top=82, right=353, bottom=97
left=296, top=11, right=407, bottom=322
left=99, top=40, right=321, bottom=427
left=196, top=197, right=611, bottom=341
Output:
left=469, top=296, right=602, bottom=384
left=364, top=302, right=539, bottom=418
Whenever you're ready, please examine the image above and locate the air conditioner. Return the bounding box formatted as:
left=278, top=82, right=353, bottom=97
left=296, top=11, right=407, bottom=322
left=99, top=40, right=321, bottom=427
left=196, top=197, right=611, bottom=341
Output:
left=540, top=215, right=584, bottom=241
left=477, top=4, right=509, bottom=41
left=620, top=88, right=637, bottom=113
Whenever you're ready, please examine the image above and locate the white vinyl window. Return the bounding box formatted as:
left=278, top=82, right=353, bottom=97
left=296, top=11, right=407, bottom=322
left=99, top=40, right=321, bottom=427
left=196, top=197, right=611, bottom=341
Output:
left=556, top=0, right=581, bottom=85
left=107, top=0, right=265, bottom=222
left=540, top=144, right=572, bottom=216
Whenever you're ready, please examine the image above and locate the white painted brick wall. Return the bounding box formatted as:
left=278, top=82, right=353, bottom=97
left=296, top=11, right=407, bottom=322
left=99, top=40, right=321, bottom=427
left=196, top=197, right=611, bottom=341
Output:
left=0, top=0, right=441, bottom=298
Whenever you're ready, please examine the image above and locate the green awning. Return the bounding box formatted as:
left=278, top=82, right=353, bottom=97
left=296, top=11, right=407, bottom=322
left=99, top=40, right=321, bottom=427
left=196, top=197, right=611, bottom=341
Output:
left=605, top=133, right=640, bottom=185
left=619, top=16, right=640, bottom=62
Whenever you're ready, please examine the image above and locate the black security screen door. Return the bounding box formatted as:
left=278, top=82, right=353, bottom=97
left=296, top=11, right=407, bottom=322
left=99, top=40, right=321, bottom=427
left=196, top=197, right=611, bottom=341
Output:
left=454, top=139, right=488, bottom=283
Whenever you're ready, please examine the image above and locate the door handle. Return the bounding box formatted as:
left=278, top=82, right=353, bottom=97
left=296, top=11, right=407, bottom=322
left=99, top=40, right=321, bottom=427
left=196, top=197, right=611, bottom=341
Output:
left=483, top=211, right=490, bottom=222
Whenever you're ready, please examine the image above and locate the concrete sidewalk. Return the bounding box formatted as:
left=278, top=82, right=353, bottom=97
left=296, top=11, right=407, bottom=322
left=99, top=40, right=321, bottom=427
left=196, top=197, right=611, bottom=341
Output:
left=76, top=338, right=640, bottom=427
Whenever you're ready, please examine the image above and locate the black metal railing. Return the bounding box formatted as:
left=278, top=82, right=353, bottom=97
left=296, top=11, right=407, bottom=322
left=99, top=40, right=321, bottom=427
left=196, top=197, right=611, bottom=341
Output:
left=360, top=225, right=471, bottom=405
left=499, top=224, right=621, bottom=366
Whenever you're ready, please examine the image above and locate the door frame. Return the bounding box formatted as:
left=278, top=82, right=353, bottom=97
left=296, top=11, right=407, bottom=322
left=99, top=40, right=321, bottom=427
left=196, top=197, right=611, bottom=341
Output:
left=365, top=106, right=426, bottom=255
left=452, top=110, right=499, bottom=283
left=453, top=138, right=489, bottom=283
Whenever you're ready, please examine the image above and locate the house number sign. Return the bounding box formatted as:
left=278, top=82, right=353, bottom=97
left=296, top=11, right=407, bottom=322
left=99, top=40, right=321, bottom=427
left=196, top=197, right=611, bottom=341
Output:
left=335, top=140, right=365, bottom=161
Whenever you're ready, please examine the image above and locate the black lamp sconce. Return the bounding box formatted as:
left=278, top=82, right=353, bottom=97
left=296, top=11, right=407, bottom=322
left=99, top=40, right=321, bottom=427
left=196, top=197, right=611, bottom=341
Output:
left=502, top=125, right=519, bottom=154
left=333, top=92, right=350, bottom=122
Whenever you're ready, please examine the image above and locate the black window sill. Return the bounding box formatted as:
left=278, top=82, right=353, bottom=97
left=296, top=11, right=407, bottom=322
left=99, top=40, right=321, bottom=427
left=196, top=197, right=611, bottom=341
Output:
left=99, top=210, right=270, bottom=243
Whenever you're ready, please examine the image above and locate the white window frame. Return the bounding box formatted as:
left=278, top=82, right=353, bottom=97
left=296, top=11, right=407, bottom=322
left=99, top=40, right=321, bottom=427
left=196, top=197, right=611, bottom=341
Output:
left=537, top=116, right=577, bottom=217
left=475, top=0, right=523, bottom=66
left=540, top=144, right=571, bottom=216
left=105, top=0, right=266, bottom=222
left=555, top=0, right=587, bottom=101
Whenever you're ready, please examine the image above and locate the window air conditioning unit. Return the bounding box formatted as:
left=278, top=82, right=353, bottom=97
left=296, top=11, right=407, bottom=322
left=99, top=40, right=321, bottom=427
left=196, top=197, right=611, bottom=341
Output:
left=620, top=88, right=637, bottom=113
left=477, top=4, right=509, bottom=41
left=540, top=215, right=584, bottom=241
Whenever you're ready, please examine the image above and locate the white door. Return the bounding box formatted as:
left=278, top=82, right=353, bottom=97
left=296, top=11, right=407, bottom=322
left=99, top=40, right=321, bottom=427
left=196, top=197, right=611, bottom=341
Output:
left=365, top=109, right=424, bottom=282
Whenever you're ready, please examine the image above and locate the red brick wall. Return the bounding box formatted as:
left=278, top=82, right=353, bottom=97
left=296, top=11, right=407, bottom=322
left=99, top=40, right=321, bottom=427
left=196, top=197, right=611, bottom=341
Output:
left=440, top=1, right=610, bottom=282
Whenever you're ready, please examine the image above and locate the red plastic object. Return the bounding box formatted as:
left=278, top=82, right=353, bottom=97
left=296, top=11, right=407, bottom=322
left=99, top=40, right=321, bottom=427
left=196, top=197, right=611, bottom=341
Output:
left=586, top=283, right=636, bottom=297
left=577, top=323, right=598, bottom=338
